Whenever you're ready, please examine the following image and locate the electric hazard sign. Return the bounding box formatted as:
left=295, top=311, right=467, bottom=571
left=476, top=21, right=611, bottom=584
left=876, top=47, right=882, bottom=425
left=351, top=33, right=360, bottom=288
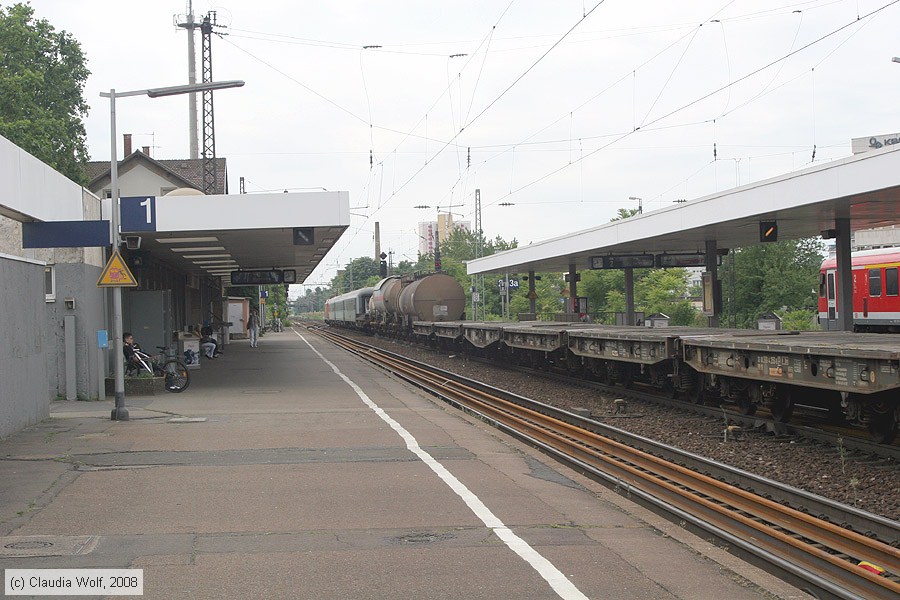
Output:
left=97, top=250, right=138, bottom=287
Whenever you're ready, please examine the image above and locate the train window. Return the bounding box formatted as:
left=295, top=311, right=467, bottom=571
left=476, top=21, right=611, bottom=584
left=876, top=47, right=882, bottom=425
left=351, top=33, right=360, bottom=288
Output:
left=827, top=273, right=835, bottom=300
left=869, top=269, right=882, bottom=296
left=818, top=273, right=826, bottom=297
left=886, top=268, right=899, bottom=296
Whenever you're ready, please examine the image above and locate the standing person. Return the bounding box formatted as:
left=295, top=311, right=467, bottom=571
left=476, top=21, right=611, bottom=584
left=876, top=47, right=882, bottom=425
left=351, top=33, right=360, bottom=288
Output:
left=247, top=308, right=260, bottom=348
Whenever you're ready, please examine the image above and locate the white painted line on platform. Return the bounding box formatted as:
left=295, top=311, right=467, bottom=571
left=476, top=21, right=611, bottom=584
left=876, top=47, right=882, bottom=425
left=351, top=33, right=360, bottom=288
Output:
left=297, top=332, right=589, bottom=600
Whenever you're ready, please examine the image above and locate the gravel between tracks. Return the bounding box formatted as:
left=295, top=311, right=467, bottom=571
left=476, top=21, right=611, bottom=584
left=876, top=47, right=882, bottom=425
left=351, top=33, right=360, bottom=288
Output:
left=337, top=331, right=900, bottom=522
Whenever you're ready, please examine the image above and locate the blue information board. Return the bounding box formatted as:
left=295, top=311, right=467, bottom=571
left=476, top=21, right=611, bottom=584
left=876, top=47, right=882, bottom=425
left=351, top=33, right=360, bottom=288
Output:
left=120, top=196, right=157, bottom=232
left=22, top=220, right=110, bottom=248
left=97, top=330, right=109, bottom=349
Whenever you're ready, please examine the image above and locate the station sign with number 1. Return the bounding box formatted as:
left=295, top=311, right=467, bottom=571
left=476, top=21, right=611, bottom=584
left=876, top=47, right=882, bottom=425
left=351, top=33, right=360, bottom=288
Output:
left=121, top=196, right=157, bottom=232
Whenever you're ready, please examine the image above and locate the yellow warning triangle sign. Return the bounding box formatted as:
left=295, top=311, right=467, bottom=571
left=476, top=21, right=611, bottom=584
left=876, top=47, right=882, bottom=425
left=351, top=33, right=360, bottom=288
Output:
left=97, top=250, right=138, bottom=287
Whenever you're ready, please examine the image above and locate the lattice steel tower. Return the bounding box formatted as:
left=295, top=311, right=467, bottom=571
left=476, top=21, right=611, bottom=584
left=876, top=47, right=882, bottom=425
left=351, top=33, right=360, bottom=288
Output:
left=200, top=12, right=222, bottom=194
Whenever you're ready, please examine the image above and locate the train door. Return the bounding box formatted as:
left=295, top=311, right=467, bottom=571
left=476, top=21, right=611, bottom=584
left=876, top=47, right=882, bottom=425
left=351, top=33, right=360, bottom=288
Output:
left=824, top=269, right=838, bottom=330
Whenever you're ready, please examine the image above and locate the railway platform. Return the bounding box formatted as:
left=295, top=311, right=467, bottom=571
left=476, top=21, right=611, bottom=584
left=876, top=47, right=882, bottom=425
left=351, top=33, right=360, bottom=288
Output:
left=0, top=328, right=808, bottom=599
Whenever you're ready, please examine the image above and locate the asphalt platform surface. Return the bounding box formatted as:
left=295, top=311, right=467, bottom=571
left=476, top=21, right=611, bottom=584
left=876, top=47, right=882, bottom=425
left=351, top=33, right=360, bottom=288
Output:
left=0, top=327, right=810, bottom=599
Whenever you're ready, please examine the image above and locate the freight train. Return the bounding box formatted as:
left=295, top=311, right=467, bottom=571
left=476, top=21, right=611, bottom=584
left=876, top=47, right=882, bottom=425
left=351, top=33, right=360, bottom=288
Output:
left=819, top=246, right=900, bottom=332
left=324, top=273, right=467, bottom=334
left=325, top=274, right=900, bottom=444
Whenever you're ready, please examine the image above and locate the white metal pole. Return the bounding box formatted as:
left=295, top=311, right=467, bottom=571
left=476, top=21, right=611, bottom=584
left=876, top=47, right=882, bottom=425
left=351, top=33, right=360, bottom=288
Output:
left=505, top=271, right=510, bottom=320
left=109, top=89, right=128, bottom=420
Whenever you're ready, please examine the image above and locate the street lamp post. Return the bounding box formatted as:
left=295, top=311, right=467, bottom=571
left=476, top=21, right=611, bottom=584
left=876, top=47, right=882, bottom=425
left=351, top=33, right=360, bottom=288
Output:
left=628, top=196, right=643, bottom=214
left=101, top=80, right=244, bottom=421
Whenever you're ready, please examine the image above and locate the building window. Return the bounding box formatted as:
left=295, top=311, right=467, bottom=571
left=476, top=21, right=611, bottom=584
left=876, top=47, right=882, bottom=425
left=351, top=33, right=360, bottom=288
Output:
left=869, top=268, right=882, bottom=297
left=45, top=266, right=56, bottom=302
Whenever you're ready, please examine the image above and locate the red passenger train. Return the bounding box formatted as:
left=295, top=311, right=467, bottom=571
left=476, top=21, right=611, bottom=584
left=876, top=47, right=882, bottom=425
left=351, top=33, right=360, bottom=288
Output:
left=819, top=247, right=900, bottom=332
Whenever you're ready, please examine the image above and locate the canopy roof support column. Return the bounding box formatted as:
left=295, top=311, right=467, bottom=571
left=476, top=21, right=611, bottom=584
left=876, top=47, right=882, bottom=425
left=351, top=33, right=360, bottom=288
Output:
left=705, top=240, right=721, bottom=328
left=528, top=270, right=537, bottom=315
left=624, top=268, right=636, bottom=326
left=835, top=217, right=853, bottom=331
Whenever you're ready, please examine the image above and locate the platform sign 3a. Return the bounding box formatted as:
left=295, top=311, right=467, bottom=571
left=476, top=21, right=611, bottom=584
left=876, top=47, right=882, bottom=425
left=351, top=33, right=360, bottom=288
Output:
left=97, top=250, right=138, bottom=287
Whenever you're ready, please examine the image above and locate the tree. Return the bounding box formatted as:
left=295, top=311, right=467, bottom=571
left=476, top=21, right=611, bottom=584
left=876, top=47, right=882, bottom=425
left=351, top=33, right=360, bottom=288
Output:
left=610, top=207, right=641, bottom=221
left=225, top=286, right=260, bottom=310
left=635, top=268, right=696, bottom=325
left=330, top=256, right=380, bottom=295
left=719, top=238, right=823, bottom=328
left=0, top=3, right=90, bottom=182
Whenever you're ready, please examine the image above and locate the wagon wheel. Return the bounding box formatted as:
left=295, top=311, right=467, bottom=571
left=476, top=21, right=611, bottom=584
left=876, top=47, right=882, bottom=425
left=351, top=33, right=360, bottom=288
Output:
left=686, top=374, right=705, bottom=404
left=664, top=381, right=679, bottom=399
left=866, top=400, right=898, bottom=445
left=769, top=387, right=794, bottom=422
left=594, top=361, right=609, bottom=384
left=619, top=365, right=635, bottom=389
left=565, top=351, right=584, bottom=376
left=738, top=385, right=759, bottom=416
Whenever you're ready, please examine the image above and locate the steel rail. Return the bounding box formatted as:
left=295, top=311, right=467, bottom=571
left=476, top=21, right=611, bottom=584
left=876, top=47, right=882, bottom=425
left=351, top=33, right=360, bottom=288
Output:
left=313, top=326, right=900, bottom=600
left=471, top=354, right=900, bottom=462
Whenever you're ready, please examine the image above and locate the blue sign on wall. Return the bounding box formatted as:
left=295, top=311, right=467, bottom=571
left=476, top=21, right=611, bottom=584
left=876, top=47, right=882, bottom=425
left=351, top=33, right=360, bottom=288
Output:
left=22, top=220, right=110, bottom=248
left=120, top=196, right=157, bottom=232
left=97, top=330, right=109, bottom=349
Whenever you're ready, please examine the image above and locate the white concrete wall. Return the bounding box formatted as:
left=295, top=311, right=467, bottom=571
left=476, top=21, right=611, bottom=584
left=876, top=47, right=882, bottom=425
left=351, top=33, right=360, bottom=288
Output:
left=0, top=134, right=84, bottom=222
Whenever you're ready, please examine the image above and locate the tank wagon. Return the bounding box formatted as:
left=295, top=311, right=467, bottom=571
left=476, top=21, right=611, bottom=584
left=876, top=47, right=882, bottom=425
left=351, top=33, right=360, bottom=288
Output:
left=326, top=273, right=466, bottom=335
left=326, top=286, right=900, bottom=443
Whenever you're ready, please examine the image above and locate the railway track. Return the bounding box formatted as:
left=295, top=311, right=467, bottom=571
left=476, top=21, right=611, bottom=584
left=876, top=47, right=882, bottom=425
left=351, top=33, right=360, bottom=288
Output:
left=310, top=324, right=900, bottom=600
left=485, top=356, right=900, bottom=462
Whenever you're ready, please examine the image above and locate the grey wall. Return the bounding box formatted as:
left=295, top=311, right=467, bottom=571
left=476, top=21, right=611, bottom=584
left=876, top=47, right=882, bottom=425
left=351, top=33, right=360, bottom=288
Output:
left=45, top=263, right=106, bottom=400
left=0, top=254, right=50, bottom=439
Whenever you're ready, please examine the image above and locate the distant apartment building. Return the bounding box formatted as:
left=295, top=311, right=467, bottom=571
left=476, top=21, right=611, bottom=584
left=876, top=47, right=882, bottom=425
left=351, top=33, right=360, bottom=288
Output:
left=417, top=214, right=471, bottom=255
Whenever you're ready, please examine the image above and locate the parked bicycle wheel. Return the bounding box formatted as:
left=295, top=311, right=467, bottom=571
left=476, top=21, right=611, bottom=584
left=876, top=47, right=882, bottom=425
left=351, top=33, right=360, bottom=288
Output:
left=161, top=360, right=190, bottom=393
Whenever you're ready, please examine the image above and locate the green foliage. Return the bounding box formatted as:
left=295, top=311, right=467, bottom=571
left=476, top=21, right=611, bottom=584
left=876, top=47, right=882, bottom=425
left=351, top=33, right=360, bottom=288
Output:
left=719, top=238, right=823, bottom=328
left=291, top=287, right=330, bottom=314
left=0, top=3, right=90, bottom=183
left=610, top=207, right=641, bottom=221
left=778, top=308, right=817, bottom=330
left=263, top=283, right=290, bottom=321
left=225, top=286, right=260, bottom=310
left=331, top=256, right=380, bottom=294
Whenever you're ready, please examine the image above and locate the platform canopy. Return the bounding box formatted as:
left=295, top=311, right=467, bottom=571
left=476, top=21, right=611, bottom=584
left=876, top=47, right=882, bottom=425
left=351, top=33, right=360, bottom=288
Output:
left=1, top=135, right=351, bottom=285
left=118, top=191, right=350, bottom=284
left=467, top=145, right=900, bottom=275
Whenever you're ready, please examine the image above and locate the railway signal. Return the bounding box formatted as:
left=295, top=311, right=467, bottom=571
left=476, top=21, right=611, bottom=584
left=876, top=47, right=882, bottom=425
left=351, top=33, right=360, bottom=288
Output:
left=759, top=221, right=778, bottom=242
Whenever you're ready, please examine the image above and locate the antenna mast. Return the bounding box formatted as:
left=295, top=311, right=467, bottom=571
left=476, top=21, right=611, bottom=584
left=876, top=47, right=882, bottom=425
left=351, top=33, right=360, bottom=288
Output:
left=174, top=1, right=201, bottom=159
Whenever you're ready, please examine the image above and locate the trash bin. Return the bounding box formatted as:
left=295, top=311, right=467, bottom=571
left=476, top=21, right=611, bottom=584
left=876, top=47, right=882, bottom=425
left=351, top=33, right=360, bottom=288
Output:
left=177, top=335, right=201, bottom=369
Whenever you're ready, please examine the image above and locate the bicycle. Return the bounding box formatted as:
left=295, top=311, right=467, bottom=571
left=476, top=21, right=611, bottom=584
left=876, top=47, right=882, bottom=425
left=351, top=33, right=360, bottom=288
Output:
left=125, top=345, right=191, bottom=393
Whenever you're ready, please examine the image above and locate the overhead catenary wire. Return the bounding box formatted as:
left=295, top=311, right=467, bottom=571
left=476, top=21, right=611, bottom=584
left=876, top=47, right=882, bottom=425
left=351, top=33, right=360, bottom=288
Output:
left=476, top=0, right=899, bottom=211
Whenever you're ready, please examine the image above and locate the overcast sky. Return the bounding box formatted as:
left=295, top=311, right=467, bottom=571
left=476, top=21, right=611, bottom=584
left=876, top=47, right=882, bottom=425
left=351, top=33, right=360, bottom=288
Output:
left=26, top=0, right=900, bottom=291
